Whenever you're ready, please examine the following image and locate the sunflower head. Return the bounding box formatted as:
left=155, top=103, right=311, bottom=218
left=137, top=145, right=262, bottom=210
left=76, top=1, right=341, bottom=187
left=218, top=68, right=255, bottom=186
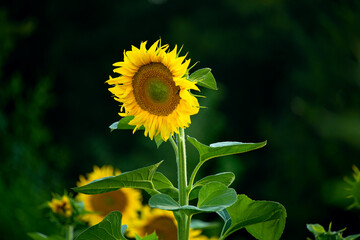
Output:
left=76, top=165, right=143, bottom=226
left=107, top=40, right=201, bottom=141
left=127, top=206, right=216, bottom=240
left=48, top=195, right=73, bottom=218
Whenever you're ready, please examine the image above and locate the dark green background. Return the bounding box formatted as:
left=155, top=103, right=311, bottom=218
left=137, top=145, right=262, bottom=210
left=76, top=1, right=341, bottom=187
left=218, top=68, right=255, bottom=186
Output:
left=1, top=0, right=360, bottom=239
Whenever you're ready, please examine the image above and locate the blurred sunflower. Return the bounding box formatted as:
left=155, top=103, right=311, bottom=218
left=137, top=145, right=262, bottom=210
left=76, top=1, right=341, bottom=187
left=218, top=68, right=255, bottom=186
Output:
left=107, top=39, right=200, bottom=141
left=345, top=165, right=360, bottom=209
left=76, top=165, right=142, bottom=226
left=48, top=195, right=73, bottom=218
left=127, top=206, right=216, bottom=240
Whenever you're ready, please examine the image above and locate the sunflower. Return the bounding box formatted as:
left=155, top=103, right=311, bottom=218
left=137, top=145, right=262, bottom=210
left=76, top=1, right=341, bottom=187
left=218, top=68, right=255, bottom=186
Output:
left=48, top=195, right=73, bottom=218
left=127, top=206, right=216, bottom=240
left=76, top=165, right=142, bottom=226
left=345, top=165, right=360, bottom=209
left=107, top=40, right=200, bottom=141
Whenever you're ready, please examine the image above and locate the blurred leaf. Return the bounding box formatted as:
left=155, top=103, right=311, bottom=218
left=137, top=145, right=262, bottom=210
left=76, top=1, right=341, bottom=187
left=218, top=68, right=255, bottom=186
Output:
left=344, top=234, right=360, bottom=240
left=73, top=161, right=162, bottom=194
left=121, top=225, right=127, bottom=235
left=218, top=194, right=286, bottom=240
left=307, top=224, right=326, bottom=236
left=75, top=211, right=127, bottom=240
left=187, top=136, right=267, bottom=163
left=307, top=223, right=360, bottom=240
left=189, top=172, right=235, bottom=200
left=189, top=68, right=218, bottom=90
left=28, top=233, right=64, bottom=240
left=149, top=182, right=236, bottom=215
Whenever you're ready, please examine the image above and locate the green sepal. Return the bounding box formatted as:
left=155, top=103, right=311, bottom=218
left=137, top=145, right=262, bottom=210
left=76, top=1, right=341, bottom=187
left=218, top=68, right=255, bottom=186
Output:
left=27, top=233, right=64, bottom=240
left=151, top=172, right=178, bottom=199
left=154, top=134, right=163, bottom=148
left=135, top=232, right=159, bottom=240
left=187, top=136, right=267, bottom=163
left=149, top=182, right=237, bottom=216
left=189, top=172, right=235, bottom=200
left=189, top=68, right=218, bottom=90
left=75, top=211, right=128, bottom=240
left=72, top=162, right=162, bottom=195
left=217, top=194, right=286, bottom=240
left=109, top=116, right=145, bottom=131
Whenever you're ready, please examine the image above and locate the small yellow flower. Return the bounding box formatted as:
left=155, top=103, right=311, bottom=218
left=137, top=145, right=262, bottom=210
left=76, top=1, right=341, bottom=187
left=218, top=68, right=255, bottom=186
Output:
left=48, top=195, right=73, bottom=218
left=76, top=165, right=142, bottom=226
left=107, top=39, right=200, bottom=141
left=127, top=206, right=216, bottom=240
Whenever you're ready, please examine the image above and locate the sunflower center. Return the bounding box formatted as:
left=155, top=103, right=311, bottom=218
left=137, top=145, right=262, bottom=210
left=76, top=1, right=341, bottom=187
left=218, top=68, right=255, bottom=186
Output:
left=89, top=190, right=127, bottom=216
left=147, top=79, right=170, bottom=102
left=143, top=216, right=177, bottom=240
left=132, top=63, right=180, bottom=116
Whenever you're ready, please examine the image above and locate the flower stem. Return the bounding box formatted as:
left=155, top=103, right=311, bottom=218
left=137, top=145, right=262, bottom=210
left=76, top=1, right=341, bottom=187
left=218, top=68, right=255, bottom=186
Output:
left=65, top=225, right=73, bottom=240
left=187, top=161, right=204, bottom=194
left=176, top=128, right=190, bottom=240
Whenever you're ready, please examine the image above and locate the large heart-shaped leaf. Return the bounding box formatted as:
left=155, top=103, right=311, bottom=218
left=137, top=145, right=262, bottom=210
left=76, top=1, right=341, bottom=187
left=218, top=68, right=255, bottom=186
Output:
left=149, top=182, right=237, bottom=215
left=73, top=162, right=162, bottom=195
left=218, top=194, right=286, bottom=240
left=189, top=172, right=235, bottom=200
left=75, top=211, right=127, bottom=240
left=187, top=136, right=267, bottom=163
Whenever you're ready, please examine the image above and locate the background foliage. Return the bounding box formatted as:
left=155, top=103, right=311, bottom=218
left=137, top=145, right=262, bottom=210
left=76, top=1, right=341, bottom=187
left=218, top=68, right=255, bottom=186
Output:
left=1, top=0, right=360, bottom=239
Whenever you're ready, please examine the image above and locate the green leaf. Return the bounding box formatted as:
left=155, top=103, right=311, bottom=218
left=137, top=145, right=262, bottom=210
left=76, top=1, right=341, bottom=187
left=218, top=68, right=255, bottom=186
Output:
left=187, top=136, right=267, bottom=163
left=190, top=219, right=221, bottom=230
left=217, top=209, right=232, bottom=236
left=344, top=234, right=360, bottom=240
left=149, top=182, right=236, bottom=215
left=307, top=223, right=360, bottom=240
left=219, top=194, right=286, bottom=240
left=135, top=232, right=159, bottom=240
left=109, top=116, right=145, bottom=131
left=73, top=162, right=162, bottom=195
left=148, top=194, right=180, bottom=211
left=75, top=211, right=128, bottom=240
left=189, top=68, right=218, bottom=90
left=306, top=224, right=326, bottom=236
left=189, top=172, right=235, bottom=200
left=121, top=225, right=127, bottom=235
left=152, top=172, right=178, bottom=199
left=197, top=182, right=237, bottom=211
left=28, top=233, right=64, bottom=240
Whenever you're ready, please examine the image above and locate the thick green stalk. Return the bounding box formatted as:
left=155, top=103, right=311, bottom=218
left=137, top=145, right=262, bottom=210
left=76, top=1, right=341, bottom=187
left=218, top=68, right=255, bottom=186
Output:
left=176, top=128, right=190, bottom=240
left=65, top=225, right=73, bottom=240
